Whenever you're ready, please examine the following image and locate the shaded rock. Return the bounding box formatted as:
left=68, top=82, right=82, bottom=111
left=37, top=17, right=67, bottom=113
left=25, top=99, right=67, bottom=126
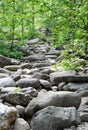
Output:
left=1, top=92, right=32, bottom=106
left=0, top=103, right=17, bottom=130
left=0, top=55, right=11, bottom=67
left=20, top=63, right=32, bottom=69
left=41, top=67, right=55, bottom=75
left=16, top=105, right=25, bottom=118
left=22, top=54, right=45, bottom=62
left=4, top=65, right=20, bottom=71
left=50, top=71, right=88, bottom=85
left=50, top=70, right=76, bottom=85
left=80, top=112, right=88, bottom=122
left=16, top=78, right=40, bottom=89
left=30, top=106, right=80, bottom=130
left=22, top=87, right=38, bottom=97
left=63, top=83, right=88, bottom=91
left=32, top=72, right=49, bottom=80
left=76, top=87, right=88, bottom=97
left=0, top=77, right=16, bottom=87
left=27, top=38, right=40, bottom=44
left=25, top=90, right=81, bottom=117
left=39, top=79, right=52, bottom=90
left=0, top=68, right=12, bottom=75
left=14, top=118, right=31, bottom=130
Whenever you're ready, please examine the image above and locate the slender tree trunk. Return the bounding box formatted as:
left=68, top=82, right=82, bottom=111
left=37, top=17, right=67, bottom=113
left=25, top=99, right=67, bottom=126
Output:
left=10, top=0, right=15, bottom=49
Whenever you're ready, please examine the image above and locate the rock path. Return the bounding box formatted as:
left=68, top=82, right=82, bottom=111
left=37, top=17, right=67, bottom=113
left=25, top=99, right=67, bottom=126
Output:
left=0, top=38, right=88, bottom=130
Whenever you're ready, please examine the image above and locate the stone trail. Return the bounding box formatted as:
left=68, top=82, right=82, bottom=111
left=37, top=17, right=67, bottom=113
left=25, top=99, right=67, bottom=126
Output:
left=0, top=38, right=88, bottom=130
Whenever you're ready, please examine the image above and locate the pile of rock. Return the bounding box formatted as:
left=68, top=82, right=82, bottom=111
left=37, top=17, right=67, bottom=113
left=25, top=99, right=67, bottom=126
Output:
left=0, top=38, right=88, bottom=130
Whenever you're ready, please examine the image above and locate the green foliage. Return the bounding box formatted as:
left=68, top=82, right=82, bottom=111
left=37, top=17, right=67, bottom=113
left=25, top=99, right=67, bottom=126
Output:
left=0, top=42, right=23, bottom=59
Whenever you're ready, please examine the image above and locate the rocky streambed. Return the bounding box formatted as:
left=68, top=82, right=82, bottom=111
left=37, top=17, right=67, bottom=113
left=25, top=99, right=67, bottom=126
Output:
left=0, top=38, right=88, bottom=130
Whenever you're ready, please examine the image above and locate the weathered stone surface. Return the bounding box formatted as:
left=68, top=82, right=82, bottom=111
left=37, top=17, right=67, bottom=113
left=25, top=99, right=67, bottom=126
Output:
left=22, top=54, right=45, bottom=62
left=27, top=38, right=40, bottom=44
left=0, top=103, right=17, bottom=130
left=4, top=65, right=20, bottom=71
left=21, top=87, right=38, bottom=97
left=16, top=105, right=25, bottom=117
left=14, top=118, right=31, bottom=130
left=30, top=106, right=81, bottom=130
left=50, top=71, right=88, bottom=85
left=20, top=63, right=32, bottom=69
left=32, top=72, right=49, bottom=80
left=25, top=90, right=81, bottom=117
left=0, top=55, right=11, bottom=67
left=0, top=68, right=12, bottom=75
left=1, top=92, right=32, bottom=106
left=16, top=78, right=40, bottom=89
left=50, top=70, right=76, bottom=85
left=80, top=112, right=88, bottom=122
left=63, top=83, right=88, bottom=91
left=0, top=77, right=16, bottom=87
left=39, top=79, right=52, bottom=90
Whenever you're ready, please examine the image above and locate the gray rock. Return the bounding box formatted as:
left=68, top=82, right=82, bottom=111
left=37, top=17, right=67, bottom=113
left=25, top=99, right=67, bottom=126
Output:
left=63, top=83, right=88, bottom=91
left=22, top=54, right=45, bottom=62
left=16, top=105, right=25, bottom=117
left=1, top=87, right=21, bottom=93
left=20, top=63, right=32, bottom=69
left=0, top=77, right=16, bottom=87
left=16, top=78, right=40, bottom=89
left=33, top=62, right=50, bottom=68
left=0, top=55, right=11, bottom=67
left=50, top=71, right=88, bottom=85
left=1, top=92, right=32, bottom=106
left=0, top=103, right=17, bottom=130
left=39, top=79, right=52, bottom=90
left=80, top=112, right=88, bottom=122
left=22, top=87, right=38, bottom=97
left=25, top=90, right=81, bottom=117
left=27, top=38, right=40, bottom=44
left=0, top=67, right=12, bottom=75
left=30, top=106, right=81, bottom=130
left=14, top=118, right=31, bottom=130
left=4, top=65, right=20, bottom=71
left=0, top=73, right=9, bottom=78
left=32, top=72, right=49, bottom=80
left=50, top=70, right=76, bottom=85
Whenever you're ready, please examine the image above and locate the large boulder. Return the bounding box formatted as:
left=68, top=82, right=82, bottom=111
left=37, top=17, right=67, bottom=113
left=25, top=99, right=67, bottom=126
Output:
left=0, top=55, right=11, bottom=67
left=30, top=106, right=81, bottom=130
left=25, top=90, right=81, bottom=117
left=50, top=71, right=88, bottom=85
left=16, top=78, right=40, bottom=89
left=1, top=92, right=32, bottom=106
left=0, top=77, right=16, bottom=87
left=0, top=103, right=17, bottom=130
